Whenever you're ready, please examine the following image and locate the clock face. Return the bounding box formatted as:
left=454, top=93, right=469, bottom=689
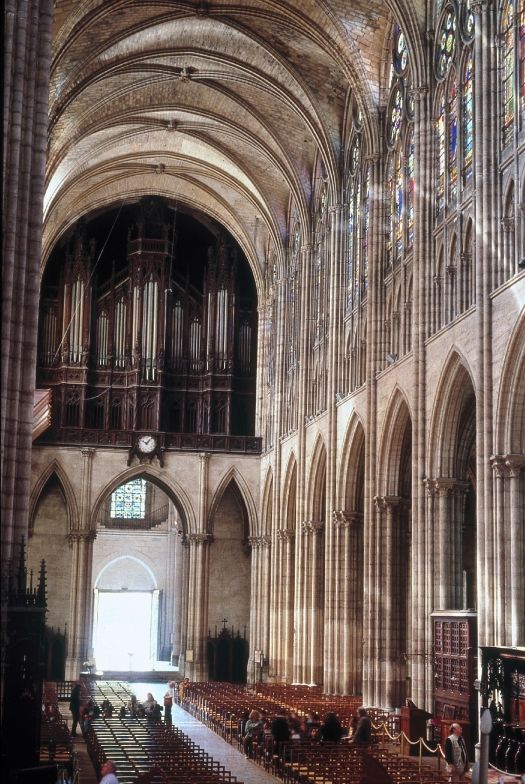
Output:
left=137, top=435, right=156, bottom=454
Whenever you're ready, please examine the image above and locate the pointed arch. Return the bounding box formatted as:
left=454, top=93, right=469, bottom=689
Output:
left=428, top=348, right=476, bottom=478
left=90, top=464, right=195, bottom=535
left=306, top=435, right=327, bottom=521
left=208, top=466, right=258, bottom=539
left=337, top=413, right=366, bottom=511
left=377, top=386, right=412, bottom=497
left=30, top=460, right=80, bottom=534
left=495, top=311, right=525, bottom=454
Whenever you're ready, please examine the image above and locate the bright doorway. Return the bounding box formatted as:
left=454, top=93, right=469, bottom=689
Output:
left=93, top=589, right=159, bottom=671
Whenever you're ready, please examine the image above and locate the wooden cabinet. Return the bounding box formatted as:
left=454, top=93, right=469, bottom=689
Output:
left=432, top=611, right=477, bottom=754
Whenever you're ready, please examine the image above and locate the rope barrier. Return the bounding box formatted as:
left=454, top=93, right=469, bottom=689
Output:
left=488, top=761, right=525, bottom=780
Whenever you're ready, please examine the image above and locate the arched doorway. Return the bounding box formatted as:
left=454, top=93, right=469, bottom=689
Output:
left=93, top=557, right=158, bottom=671
left=91, top=476, right=185, bottom=672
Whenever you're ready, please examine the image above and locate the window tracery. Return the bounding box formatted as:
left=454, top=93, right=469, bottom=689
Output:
left=383, top=24, right=414, bottom=363
left=343, top=95, right=368, bottom=393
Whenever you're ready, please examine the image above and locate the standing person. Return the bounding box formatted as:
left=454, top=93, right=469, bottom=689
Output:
left=178, top=677, right=190, bottom=703
left=69, top=683, right=81, bottom=737
left=349, top=707, right=372, bottom=745
left=163, top=683, right=174, bottom=726
left=99, top=760, right=118, bottom=784
left=445, top=723, right=469, bottom=783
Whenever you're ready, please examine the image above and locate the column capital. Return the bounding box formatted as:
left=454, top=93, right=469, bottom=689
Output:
left=66, top=530, right=96, bottom=544
left=374, top=494, right=404, bottom=509
left=332, top=509, right=362, bottom=527
left=199, top=452, right=210, bottom=464
left=81, top=447, right=96, bottom=459
left=505, top=454, right=525, bottom=476
left=276, top=528, right=295, bottom=542
left=248, top=534, right=272, bottom=548
left=301, top=519, right=324, bottom=535
left=187, top=532, right=213, bottom=546
left=433, top=477, right=470, bottom=496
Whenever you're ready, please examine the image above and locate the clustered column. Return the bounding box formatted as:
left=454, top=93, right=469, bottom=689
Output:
left=247, top=535, right=271, bottom=683
left=491, top=455, right=525, bottom=647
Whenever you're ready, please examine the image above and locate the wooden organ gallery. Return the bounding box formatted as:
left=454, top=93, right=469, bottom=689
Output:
left=36, top=198, right=259, bottom=446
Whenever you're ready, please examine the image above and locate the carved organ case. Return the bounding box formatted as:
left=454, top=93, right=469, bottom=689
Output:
left=37, top=198, right=258, bottom=444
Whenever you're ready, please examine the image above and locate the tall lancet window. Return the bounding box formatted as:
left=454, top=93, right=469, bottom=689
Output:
left=383, top=23, right=414, bottom=364
left=69, top=276, right=85, bottom=364
left=462, top=51, right=474, bottom=183
left=141, top=276, right=159, bottom=381
left=114, top=297, right=127, bottom=368
left=434, top=1, right=474, bottom=211
left=96, top=310, right=109, bottom=367
left=502, top=0, right=516, bottom=146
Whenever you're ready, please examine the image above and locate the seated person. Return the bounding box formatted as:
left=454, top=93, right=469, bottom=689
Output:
left=243, top=710, right=264, bottom=756
left=319, top=712, right=344, bottom=743
left=143, top=692, right=158, bottom=718
left=271, top=709, right=291, bottom=751
left=127, top=694, right=138, bottom=716
left=349, top=707, right=372, bottom=745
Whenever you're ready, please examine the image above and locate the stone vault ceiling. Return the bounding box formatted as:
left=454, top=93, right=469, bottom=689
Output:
left=45, top=0, right=426, bottom=286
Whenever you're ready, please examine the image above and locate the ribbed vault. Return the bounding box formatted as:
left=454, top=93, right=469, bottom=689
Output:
left=45, top=0, right=426, bottom=281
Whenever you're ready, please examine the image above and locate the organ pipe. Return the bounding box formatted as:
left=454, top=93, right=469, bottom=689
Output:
left=171, top=301, right=184, bottom=368
left=114, top=299, right=127, bottom=368
left=142, top=278, right=158, bottom=380
left=190, top=318, right=201, bottom=371
left=96, top=312, right=109, bottom=366
left=42, top=307, right=57, bottom=366
left=69, top=277, right=84, bottom=363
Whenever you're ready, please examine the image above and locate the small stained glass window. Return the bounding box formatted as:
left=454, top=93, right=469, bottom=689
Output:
left=110, top=478, right=146, bottom=519
left=436, top=7, right=457, bottom=79
left=393, top=25, right=409, bottom=74
left=387, top=85, right=404, bottom=147
left=462, top=0, right=475, bottom=40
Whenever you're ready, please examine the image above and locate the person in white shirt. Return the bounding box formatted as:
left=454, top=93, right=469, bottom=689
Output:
left=99, top=760, right=118, bottom=784
left=444, top=723, right=469, bottom=782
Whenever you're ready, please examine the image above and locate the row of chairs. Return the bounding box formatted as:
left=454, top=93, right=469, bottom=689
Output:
left=83, top=680, right=244, bottom=784
left=41, top=682, right=79, bottom=783
left=181, top=682, right=450, bottom=784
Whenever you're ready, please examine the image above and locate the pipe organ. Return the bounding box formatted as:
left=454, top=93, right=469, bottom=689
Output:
left=37, top=198, right=258, bottom=445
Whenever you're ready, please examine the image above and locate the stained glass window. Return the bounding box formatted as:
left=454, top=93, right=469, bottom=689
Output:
left=386, top=156, right=396, bottom=266
left=362, top=164, right=370, bottom=293
left=502, top=0, right=515, bottom=146
left=462, top=0, right=475, bottom=40
left=406, top=127, right=415, bottom=246
left=518, top=0, right=525, bottom=128
left=436, top=7, right=457, bottom=79
left=436, top=90, right=446, bottom=213
left=393, top=25, right=409, bottom=74
left=387, top=86, right=404, bottom=147
left=462, top=52, right=474, bottom=183
left=448, top=75, right=458, bottom=202
left=110, top=478, right=146, bottom=519
left=346, top=177, right=355, bottom=311
left=395, top=149, right=404, bottom=257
